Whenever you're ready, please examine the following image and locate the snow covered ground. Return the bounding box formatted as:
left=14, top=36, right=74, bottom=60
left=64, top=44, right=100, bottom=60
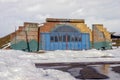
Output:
left=0, top=48, right=120, bottom=80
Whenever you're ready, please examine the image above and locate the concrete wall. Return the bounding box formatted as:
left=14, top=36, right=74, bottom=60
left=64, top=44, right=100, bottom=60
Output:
left=10, top=18, right=112, bottom=51
left=10, top=22, right=39, bottom=52
left=92, top=24, right=112, bottom=49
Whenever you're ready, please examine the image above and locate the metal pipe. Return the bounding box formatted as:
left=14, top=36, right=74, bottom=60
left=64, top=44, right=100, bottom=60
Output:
left=37, top=27, right=40, bottom=51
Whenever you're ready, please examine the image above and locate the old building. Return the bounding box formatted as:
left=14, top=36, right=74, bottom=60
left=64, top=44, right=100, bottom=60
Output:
left=10, top=18, right=112, bottom=51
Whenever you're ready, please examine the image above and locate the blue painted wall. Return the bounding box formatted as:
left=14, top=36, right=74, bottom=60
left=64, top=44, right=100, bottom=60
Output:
left=41, top=32, right=90, bottom=50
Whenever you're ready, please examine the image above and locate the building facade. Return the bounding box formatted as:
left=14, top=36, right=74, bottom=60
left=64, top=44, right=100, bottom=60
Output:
left=10, top=18, right=112, bottom=51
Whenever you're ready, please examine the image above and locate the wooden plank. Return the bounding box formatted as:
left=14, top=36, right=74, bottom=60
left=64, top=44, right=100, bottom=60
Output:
left=46, top=18, right=84, bottom=23
left=35, top=61, right=120, bottom=67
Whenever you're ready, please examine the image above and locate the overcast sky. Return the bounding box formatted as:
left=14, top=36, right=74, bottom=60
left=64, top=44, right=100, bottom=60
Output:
left=0, top=0, right=120, bottom=37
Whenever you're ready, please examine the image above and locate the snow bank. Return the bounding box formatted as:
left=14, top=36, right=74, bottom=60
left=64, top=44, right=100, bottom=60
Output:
left=0, top=48, right=120, bottom=80
left=19, top=49, right=114, bottom=63
left=0, top=50, right=76, bottom=80
left=105, top=48, right=120, bottom=57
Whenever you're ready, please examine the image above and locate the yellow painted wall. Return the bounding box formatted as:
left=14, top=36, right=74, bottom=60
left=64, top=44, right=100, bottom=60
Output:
left=71, top=23, right=92, bottom=41
left=93, top=24, right=112, bottom=42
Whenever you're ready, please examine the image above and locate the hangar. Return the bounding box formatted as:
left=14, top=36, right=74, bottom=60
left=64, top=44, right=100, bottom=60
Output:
left=10, top=18, right=112, bottom=51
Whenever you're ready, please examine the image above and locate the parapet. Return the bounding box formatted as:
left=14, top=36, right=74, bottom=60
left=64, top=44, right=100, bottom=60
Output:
left=46, top=18, right=85, bottom=23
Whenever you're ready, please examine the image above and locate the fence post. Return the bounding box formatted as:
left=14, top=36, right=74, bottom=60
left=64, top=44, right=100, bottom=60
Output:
left=101, top=64, right=110, bottom=75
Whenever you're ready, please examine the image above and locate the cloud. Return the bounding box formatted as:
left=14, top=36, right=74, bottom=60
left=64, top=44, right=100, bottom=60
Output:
left=70, top=8, right=84, bottom=17
left=36, top=14, right=51, bottom=21
left=0, top=0, right=18, bottom=3
left=0, top=0, right=120, bottom=37
left=26, top=5, right=42, bottom=12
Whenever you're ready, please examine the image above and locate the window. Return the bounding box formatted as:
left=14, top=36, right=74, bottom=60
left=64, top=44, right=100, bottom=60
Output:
left=50, top=36, right=54, bottom=42
left=50, top=33, right=82, bottom=42
left=55, top=36, right=58, bottom=42
left=71, top=36, right=75, bottom=42
left=78, top=36, right=82, bottom=42
left=67, top=35, right=71, bottom=42
left=59, top=36, right=62, bottom=42
left=99, top=32, right=104, bottom=38
left=75, top=36, right=78, bottom=42
left=63, top=35, right=66, bottom=42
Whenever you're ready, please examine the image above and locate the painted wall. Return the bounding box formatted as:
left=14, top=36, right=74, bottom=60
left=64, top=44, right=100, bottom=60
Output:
left=11, top=40, right=38, bottom=51
left=41, top=32, right=90, bottom=50
left=92, top=24, right=112, bottom=49
left=10, top=18, right=112, bottom=51
left=10, top=22, right=39, bottom=52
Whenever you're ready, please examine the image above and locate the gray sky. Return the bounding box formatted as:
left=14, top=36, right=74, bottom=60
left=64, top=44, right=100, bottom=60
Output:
left=0, top=0, right=120, bottom=37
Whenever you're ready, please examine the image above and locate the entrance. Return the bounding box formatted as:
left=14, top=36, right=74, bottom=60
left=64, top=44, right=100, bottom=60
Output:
left=41, top=25, right=90, bottom=50
left=50, top=32, right=83, bottom=50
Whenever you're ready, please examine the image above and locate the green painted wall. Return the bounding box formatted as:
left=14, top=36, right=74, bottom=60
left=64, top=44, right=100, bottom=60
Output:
left=11, top=40, right=39, bottom=52
left=11, top=40, right=112, bottom=51
left=11, top=40, right=27, bottom=51
left=29, top=40, right=38, bottom=51
left=93, top=41, right=112, bottom=50
left=90, top=41, right=92, bottom=49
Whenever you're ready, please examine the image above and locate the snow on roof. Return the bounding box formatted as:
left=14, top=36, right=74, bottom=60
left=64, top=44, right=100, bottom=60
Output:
left=113, top=33, right=120, bottom=36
